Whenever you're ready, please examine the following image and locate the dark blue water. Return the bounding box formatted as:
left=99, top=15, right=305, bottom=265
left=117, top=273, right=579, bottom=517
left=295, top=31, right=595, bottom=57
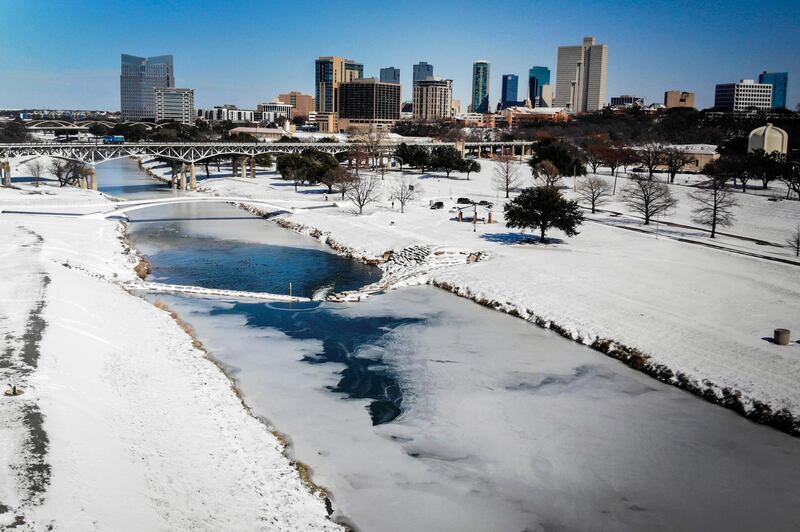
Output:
left=99, top=159, right=405, bottom=423
left=210, top=300, right=423, bottom=424
left=145, top=237, right=378, bottom=297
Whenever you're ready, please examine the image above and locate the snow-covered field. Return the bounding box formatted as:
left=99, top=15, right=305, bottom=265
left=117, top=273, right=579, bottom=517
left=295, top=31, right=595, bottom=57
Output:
left=0, top=178, right=340, bottom=530
left=142, top=156, right=800, bottom=430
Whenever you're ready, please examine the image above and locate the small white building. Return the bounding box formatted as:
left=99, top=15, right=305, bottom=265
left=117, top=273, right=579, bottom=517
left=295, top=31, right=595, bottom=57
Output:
left=748, top=123, right=788, bottom=154
left=198, top=105, right=255, bottom=124
left=256, top=100, right=293, bottom=122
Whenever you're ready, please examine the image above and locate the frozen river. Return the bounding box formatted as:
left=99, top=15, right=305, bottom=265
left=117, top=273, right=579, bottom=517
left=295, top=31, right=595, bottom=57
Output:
left=103, top=159, right=800, bottom=531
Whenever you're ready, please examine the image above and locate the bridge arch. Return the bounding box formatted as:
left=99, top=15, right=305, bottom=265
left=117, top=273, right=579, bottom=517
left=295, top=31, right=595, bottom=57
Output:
left=88, top=196, right=307, bottom=219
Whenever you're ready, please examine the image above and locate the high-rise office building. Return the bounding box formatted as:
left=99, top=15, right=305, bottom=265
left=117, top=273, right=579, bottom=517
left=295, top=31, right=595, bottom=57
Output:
left=471, top=60, right=490, bottom=113
left=154, top=87, right=194, bottom=124
left=413, top=62, right=434, bottom=85
left=501, top=74, right=519, bottom=109
left=338, top=77, right=401, bottom=130
left=276, top=91, right=315, bottom=118
left=554, top=37, right=608, bottom=113
left=528, top=66, right=551, bottom=107
left=380, top=67, right=400, bottom=84
left=413, top=77, right=453, bottom=121
left=120, top=54, right=174, bottom=121
left=758, top=71, right=788, bottom=109
left=315, top=56, right=363, bottom=114
left=714, top=80, right=773, bottom=111
left=664, top=90, right=696, bottom=109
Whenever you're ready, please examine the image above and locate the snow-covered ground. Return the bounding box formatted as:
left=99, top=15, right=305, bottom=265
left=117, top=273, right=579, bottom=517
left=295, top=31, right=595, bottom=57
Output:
left=139, top=156, right=800, bottom=430
left=0, top=176, right=341, bottom=530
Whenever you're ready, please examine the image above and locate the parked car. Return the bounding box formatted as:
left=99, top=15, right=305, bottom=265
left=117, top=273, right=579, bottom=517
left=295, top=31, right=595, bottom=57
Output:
left=476, top=200, right=493, bottom=208
left=430, top=201, right=444, bottom=210
left=456, top=197, right=472, bottom=205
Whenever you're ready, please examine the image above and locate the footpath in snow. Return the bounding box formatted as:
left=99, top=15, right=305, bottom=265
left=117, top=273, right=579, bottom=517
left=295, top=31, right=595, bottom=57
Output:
left=140, top=156, right=800, bottom=434
left=0, top=180, right=341, bottom=530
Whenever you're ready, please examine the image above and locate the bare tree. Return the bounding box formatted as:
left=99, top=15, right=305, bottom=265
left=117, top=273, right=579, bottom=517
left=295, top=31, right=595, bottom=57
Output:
left=26, top=158, right=47, bottom=187
left=663, top=148, right=695, bottom=183
left=786, top=224, right=800, bottom=257
left=353, top=126, right=388, bottom=170
left=688, top=176, right=739, bottom=238
left=636, top=142, right=667, bottom=179
left=346, top=174, right=381, bottom=214
left=493, top=154, right=522, bottom=198
left=622, top=176, right=678, bottom=225
left=531, top=159, right=561, bottom=188
left=584, top=138, right=608, bottom=174
left=49, top=159, right=89, bottom=187
left=576, top=175, right=613, bottom=213
left=334, top=167, right=357, bottom=200
left=388, top=175, right=417, bottom=213
left=779, top=161, right=800, bottom=200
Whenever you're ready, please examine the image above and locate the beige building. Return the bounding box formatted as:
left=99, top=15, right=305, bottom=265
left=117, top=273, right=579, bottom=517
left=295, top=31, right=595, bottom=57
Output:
left=277, top=91, right=315, bottom=118
left=664, top=90, right=696, bottom=109
left=502, top=106, right=570, bottom=125
left=748, top=123, right=788, bottom=154
left=540, top=84, right=553, bottom=107
left=227, top=126, right=294, bottom=141
left=314, top=56, right=363, bottom=133
left=554, top=36, right=608, bottom=113
left=413, top=77, right=453, bottom=121
left=315, top=56, right=363, bottom=114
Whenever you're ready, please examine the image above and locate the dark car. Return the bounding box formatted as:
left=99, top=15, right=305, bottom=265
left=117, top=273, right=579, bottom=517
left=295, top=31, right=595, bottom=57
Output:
left=456, top=197, right=472, bottom=205
left=430, top=201, right=444, bottom=210
left=477, top=200, right=493, bottom=208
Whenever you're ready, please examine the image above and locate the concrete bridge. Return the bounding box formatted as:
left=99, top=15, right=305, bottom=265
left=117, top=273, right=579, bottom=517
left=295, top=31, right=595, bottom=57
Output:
left=121, top=280, right=311, bottom=303
left=0, top=196, right=315, bottom=219
left=0, top=139, right=533, bottom=189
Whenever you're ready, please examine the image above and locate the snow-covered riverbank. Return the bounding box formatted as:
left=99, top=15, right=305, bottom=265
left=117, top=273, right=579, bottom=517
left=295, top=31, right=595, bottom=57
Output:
left=139, top=156, right=800, bottom=434
left=0, top=179, right=341, bottom=530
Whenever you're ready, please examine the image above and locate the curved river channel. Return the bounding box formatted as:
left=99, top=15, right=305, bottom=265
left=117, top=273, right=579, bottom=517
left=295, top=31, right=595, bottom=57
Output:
left=102, top=159, right=800, bottom=532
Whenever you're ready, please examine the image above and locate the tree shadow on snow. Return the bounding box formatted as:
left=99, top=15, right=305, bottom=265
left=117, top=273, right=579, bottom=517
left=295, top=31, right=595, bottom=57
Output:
left=481, top=232, right=563, bottom=245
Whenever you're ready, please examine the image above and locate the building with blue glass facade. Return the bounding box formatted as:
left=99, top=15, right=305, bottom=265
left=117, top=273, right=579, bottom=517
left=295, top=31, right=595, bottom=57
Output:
left=758, top=71, right=788, bottom=109
left=380, top=67, right=400, bottom=84
left=413, top=62, right=434, bottom=85
left=471, top=61, right=490, bottom=113
left=528, top=66, right=550, bottom=107
left=501, top=74, right=519, bottom=109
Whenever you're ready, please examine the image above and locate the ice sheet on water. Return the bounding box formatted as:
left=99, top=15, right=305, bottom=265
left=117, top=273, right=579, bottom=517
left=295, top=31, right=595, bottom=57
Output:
left=161, top=287, right=800, bottom=532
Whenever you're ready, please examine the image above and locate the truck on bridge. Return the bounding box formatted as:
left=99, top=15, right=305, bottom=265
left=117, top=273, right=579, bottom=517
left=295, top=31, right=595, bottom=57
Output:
left=102, top=135, right=125, bottom=145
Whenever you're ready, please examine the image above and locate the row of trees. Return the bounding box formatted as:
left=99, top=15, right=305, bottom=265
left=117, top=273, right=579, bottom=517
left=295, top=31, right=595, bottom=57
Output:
left=275, top=149, right=419, bottom=214
left=24, top=158, right=92, bottom=188
left=574, top=168, right=737, bottom=239
left=393, top=143, right=481, bottom=178
left=706, top=149, right=799, bottom=195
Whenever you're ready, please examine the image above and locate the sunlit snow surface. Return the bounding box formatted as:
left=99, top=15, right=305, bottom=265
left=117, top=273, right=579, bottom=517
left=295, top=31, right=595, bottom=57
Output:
left=157, top=288, right=800, bottom=532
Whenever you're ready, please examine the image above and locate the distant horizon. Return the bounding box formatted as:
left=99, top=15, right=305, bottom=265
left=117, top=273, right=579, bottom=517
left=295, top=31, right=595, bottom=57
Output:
left=1, top=0, right=798, bottom=112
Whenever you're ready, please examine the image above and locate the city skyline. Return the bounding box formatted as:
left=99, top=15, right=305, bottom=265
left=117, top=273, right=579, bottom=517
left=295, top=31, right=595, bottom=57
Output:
left=1, top=0, right=798, bottom=111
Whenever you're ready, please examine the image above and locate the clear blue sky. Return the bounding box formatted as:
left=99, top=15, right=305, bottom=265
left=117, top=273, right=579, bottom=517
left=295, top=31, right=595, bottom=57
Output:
left=1, top=0, right=798, bottom=111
